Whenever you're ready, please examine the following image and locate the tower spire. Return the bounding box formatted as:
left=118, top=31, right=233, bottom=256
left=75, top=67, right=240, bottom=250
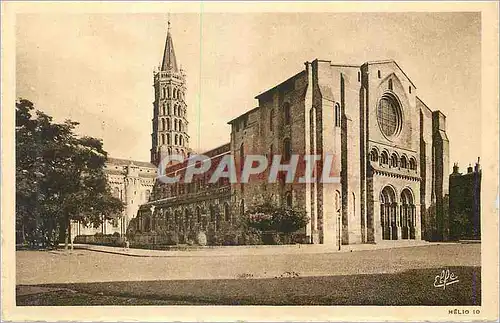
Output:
left=161, top=15, right=178, bottom=72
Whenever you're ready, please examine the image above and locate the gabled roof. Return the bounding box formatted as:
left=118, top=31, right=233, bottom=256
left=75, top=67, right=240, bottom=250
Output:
left=160, top=23, right=178, bottom=72
left=364, top=59, right=417, bottom=89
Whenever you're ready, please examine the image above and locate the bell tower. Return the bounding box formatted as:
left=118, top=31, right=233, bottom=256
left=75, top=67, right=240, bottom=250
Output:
left=151, top=19, right=190, bottom=166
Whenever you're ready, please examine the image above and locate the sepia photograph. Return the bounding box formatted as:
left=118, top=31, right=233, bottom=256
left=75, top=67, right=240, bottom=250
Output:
left=2, top=1, right=499, bottom=322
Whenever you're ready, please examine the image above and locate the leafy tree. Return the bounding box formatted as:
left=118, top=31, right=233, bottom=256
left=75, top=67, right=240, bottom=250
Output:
left=245, top=200, right=309, bottom=244
left=15, top=99, right=124, bottom=249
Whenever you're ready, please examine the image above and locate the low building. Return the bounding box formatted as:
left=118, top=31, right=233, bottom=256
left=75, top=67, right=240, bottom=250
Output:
left=448, top=159, right=481, bottom=240
left=71, top=158, right=156, bottom=238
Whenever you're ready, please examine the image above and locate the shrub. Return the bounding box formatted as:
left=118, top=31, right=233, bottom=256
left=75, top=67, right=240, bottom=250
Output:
left=245, top=202, right=309, bottom=238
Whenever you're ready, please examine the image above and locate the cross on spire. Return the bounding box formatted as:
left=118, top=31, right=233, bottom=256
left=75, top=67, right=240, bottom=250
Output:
left=161, top=14, right=178, bottom=72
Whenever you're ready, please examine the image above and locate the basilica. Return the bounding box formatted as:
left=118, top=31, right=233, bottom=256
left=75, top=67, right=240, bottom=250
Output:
left=76, top=23, right=450, bottom=247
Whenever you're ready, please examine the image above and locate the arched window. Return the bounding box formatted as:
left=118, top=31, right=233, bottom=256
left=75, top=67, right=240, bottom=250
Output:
left=390, top=153, right=398, bottom=167
left=377, top=70, right=381, bottom=78
left=335, top=190, right=341, bottom=213
left=285, top=191, right=292, bottom=208
left=167, top=87, right=171, bottom=99
left=370, top=148, right=379, bottom=162
left=269, top=144, right=274, bottom=165
left=161, top=134, right=165, bottom=145
left=162, top=103, right=166, bottom=115
left=283, top=102, right=291, bottom=125
left=409, top=157, right=417, bottom=170
left=388, top=79, right=393, bottom=91
left=175, top=134, right=178, bottom=145
left=167, top=103, right=171, bottom=115
left=174, top=119, right=178, bottom=131
left=174, top=105, right=178, bottom=116
left=166, top=118, right=170, bottom=130
left=239, top=143, right=245, bottom=172
left=352, top=192, right=356, bottom=218
left=224, top=203, right=231, bottom=222
left=162, top=87, right=166, bottom=99
left=240, top=199, right=245, bottom=216
left=283, top=138, right=292, bottom=161
left=335, top=103, right=341, bottom=127
left=167, top=134, right=171, bottom=145
left=173, top=88, right=177, bottom=99
left=269, top=108, right=274, bottom=131
left=380, top=151, right=389, bottom=165
left=179, top=135, right=183, bottom=146
left=400, top=156, right=408, bottom=169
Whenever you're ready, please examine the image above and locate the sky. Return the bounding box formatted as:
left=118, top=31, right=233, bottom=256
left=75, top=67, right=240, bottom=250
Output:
left=16, top=12, right=481, bottom=170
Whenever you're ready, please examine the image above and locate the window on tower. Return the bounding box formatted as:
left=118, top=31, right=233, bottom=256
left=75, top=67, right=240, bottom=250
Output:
left=335, top=103, right=341, bottom=127
left=270, top=108, right=274, bottom=131
left=283, top=138, right=292, bottom=161
left=283, top=102, right=291, bottom=125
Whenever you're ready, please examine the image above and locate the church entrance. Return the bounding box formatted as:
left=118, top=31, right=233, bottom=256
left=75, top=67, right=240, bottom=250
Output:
left=380, top=186, right=397, bottom=240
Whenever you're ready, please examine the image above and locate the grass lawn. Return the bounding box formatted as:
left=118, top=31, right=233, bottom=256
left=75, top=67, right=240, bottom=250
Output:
left=17, top=266, right=480, bottom=306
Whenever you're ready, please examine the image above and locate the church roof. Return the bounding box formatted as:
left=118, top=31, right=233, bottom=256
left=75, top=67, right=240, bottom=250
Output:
left=160, top=22, right=178, bottom=72
left=106, top=157, right=157, bottom=169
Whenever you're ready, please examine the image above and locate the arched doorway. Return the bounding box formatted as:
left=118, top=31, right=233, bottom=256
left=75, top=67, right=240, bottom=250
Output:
left=400, top=188, right=416, bottom=239
left=380, top=186, right=397, bottom=240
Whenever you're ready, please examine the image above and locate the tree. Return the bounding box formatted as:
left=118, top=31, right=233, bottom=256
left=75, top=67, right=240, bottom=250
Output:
left=15, top=99, right=124, bottom=249
left=245, top=200, right=309, bottom=244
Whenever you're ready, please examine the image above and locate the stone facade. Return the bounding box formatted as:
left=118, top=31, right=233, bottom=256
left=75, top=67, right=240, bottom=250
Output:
left=71, top=158, right=156, bottom=237
left=222, top=60, right=448, bottom=247
left=136, top=57, right=449, bottom=246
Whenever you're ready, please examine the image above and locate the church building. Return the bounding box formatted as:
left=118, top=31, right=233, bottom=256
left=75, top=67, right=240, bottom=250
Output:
left=129, top=22, right=450, bottom=248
